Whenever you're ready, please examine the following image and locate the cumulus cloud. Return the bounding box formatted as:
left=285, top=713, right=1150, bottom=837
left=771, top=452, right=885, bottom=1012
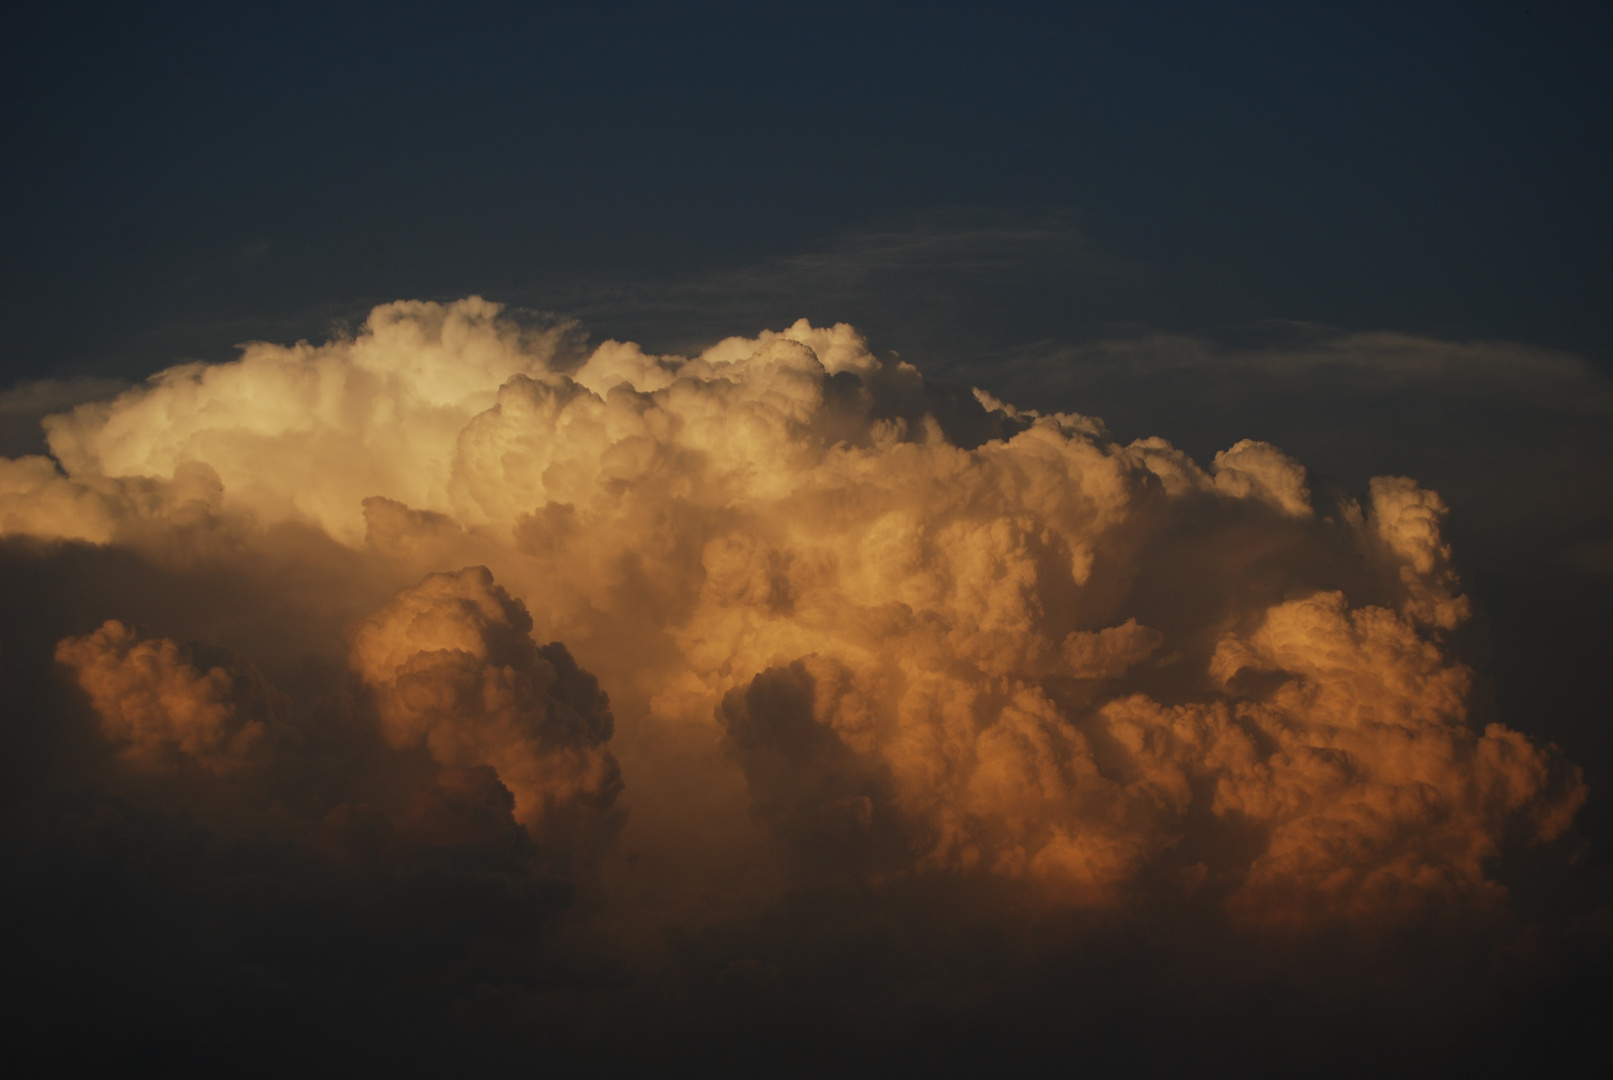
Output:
left=0, top=296, right=1602, bottom=1068
left=1208, top=591, right=1583, bottom=925
left=350, top=565, right=621, bottom=851
left=946, top=327, right=1613, bottom=564
left=55, top=619, right=286, bottom=775
left=0, top=377, right=128, bottom=457
left=0, top=296, right=1580, bottom=941
left=3, top=296, right=1582, bottom=932
left=32, top=298, right=569, bottom=544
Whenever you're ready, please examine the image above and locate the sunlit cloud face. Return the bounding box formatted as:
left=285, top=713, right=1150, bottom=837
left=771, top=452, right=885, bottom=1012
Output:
left=3, top=296, right=1583, bottom=941
left=55, top=619, right=285, bottom=776
left=350, top=565, right=622, bottom=853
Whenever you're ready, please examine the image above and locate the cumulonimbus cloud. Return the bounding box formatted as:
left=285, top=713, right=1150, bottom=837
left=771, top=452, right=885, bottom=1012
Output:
left=4, top=296, right=1586, bottom=932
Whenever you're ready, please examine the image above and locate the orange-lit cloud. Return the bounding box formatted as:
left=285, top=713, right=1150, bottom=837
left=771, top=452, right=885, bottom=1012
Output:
left=2, top=297, right=1585, bottom=933
left=350, top=565, right=621, bottom=851
left=55, top=619, right=285, bottom=775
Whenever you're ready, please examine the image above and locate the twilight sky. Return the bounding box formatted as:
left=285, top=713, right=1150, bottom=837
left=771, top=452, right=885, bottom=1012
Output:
left=4, top=2, right=1611, bottom=380
left=3, top=3, right=1611, bottom=1074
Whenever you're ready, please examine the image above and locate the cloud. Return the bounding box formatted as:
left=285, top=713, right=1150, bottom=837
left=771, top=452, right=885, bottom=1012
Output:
left=1208, top=590, right=1583, bottom=926
left=35, top=297, right=574, bottom=544
left=2, top=297, right=1583, bottom=929
left=55, top=619, right=286, bottom=776
left=0, top=377, right=129, bottom=457
left=519, top=214, right=1142, bottom=359
left=350, top=565, right=622, bottom=852
left=944, top=327, right=1613, bottom=561
left=0, top=296, right=1601, bottom=1067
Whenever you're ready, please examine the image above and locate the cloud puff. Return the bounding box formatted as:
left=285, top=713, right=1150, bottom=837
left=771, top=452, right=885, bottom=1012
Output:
left=55, top=619, right=285, bottom=776
left=33, top=298, right=569, bottom=544
left=1207, top=590, right=1583, bottom=925
left=350, top=565, right=621, bottom=851
left=0, top=297, right=1587, bottom=935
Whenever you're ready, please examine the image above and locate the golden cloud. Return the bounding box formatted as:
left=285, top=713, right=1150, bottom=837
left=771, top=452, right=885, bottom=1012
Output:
left=5, top=297, right=1584, bottom=932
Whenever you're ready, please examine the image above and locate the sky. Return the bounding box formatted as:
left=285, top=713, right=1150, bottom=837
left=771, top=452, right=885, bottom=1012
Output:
left=4, top=2, right=1611, bottom=380
left=2, top=3, right=1611, bottom=1074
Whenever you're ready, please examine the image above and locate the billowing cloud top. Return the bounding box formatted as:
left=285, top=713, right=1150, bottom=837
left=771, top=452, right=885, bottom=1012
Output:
left=2, top=298, right=1585, bottom=939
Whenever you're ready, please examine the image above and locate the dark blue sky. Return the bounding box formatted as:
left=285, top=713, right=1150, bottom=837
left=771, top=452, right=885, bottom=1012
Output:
left=3, top=1, right=1610, bottom=379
